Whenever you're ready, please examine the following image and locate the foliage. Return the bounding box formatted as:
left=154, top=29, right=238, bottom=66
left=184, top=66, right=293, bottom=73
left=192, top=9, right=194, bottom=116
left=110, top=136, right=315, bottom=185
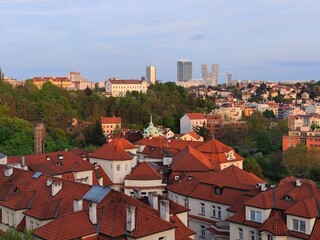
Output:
left=193, top=122, right=211, bottom=141
left=243, top=157, right=264, bottom=179
left=84, top=120, right=106, bottom=146
left=263, top=109, right=275, bottom=118
left=0, top=228, right=33, bottom=240
left=283, top=145, right=320, bottom=179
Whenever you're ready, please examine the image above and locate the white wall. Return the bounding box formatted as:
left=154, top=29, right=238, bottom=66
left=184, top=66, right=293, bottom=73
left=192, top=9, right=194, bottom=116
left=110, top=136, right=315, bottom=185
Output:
left=126, top=228, right=175, bottom=240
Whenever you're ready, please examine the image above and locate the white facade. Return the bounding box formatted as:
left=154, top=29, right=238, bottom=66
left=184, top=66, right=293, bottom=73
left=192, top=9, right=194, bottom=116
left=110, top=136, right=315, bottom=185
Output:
left=105, top=79, right=148, bottom=97
left=146, top=65, right=156, bottom=84
left=180, top=114, right=207, bottom=134
left=213, top=107, right=242, bottom=123
left=124, top=178, right=165, bottom=197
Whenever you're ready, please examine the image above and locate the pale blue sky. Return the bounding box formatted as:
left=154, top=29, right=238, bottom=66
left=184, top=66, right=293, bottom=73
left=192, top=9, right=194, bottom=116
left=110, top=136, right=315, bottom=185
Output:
left=0, top=0, right=319, bottom=83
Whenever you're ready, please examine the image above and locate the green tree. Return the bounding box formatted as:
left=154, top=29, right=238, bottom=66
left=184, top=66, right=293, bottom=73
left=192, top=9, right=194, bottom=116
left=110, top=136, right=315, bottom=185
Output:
left=193, top=122, right=211, bottom=141
left=0, top=228, right=33, bottom=240
left=263, top=109, right=275, bottom=119
left=84, top=120, right=106, bottom=146
left=243, top=157, right=264, bottom=179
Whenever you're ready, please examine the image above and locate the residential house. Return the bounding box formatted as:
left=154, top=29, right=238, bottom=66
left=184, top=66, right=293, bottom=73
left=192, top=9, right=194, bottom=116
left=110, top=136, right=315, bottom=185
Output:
left=180, top=113, right=207, bottom=134
left=101, top=116, right=121, bottom=135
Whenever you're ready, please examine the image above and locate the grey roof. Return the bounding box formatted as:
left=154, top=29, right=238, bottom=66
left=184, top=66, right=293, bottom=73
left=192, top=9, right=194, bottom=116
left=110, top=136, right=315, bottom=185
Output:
left=0, top=153, right=7, bottom=158
left=83, top=186, right=111, bottom=203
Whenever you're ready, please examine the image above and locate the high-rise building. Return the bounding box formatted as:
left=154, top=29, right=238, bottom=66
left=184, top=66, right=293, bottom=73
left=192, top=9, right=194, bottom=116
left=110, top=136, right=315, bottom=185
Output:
left=146, top=65, right=156, bottom=84
left=177, top=59, right=192, bottom=82
left=201, top=64, right=219, bottom=86
left=226, top=72, right=232, bottom=86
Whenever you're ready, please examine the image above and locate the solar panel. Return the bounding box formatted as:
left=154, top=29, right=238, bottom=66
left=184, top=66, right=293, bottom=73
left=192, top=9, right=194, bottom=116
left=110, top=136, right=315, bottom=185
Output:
left=32, top=171, right=42, bottom=179
left=83, top=186, right=111, bottom=203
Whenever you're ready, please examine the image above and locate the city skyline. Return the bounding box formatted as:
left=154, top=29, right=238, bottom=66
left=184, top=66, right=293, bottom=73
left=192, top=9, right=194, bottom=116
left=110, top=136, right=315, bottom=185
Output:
left=0, top=0, right=319, bottom=83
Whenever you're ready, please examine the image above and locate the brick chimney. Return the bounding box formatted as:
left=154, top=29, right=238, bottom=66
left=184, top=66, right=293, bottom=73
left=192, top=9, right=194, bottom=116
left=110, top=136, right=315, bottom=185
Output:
left=160, top=199, right=170, bottom=222
left=126, top=206, right=136, bottom=232
left=89, top=202, right=97, bottom=224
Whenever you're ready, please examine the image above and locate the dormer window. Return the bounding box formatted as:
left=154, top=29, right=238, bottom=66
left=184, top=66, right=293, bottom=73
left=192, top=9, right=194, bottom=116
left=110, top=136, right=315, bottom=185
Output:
left=292, top=219, right=306, bottom=233
left=215, top=187, right=223, bottom=195
left=284, top=195, right=293, bottom=201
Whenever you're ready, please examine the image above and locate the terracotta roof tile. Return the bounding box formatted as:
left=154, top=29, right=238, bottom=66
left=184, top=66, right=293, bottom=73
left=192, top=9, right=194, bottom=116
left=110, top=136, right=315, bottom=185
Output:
left=285, top=197, right=318, bottom=218
left=186, top=113, right=206, bottom=120
left=90, top=141, right=133, bottom=161
left=258, top=211, right=288, bottom=236
left=101, top=117, right=121, bottom=124
left=310, top=219, right=320, bottom=240
left=125, top=162, right=162, bottom=181
left=172, top=146, right=213, bottom=172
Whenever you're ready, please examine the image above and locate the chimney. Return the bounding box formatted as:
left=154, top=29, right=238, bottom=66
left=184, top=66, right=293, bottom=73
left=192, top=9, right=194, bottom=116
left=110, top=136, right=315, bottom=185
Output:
left=46, top=156, right=50, bottom=161
left=133, top=189, right=141, bottom=199
left=4, top=167, right=13, bottom=177
left=58, top=154, right=64, bottom=160
left=126, top=206, right=136, bottom=232
left=160, top=199, right=170, bottom=222
left=261, top=183, right=268, bottom=192
left=73, top=199, right=83, bottom=212
left=46, top=178, right=53, bottom=187
left=148, top=192, right=158, bottom=210
left=20, top=156, right=25, bottom=167
left=296, top=179, right=302, bottom=187
left=98, top=177, right=103, bottom=186
left=51, top=182, right=62, bottom=196
left=89, top=202, right=97, bottom=224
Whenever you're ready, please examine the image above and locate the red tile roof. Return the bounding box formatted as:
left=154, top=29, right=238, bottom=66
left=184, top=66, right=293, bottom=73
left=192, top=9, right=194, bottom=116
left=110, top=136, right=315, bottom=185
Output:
left=285, top=197, right=318, bottom=218
left=171, top=145, right=213, bottom=172
left=258, top=211, right=288, bottom=236
left=186, top=113, right=206, bottom=120
left=125, top=162, right=162, bottom=181
left=33, top=210, right=97, bottom=240
left=110, top=138, right=136, bottom=149
left=170, top=215, right=195, bottom=239
left=310, top=219, right=320, bottom=240
left=7, top=151, right=94, bottom=176
left=101, top=117, right=121, bottom=124
left=90, top=141, right=133, bottom=161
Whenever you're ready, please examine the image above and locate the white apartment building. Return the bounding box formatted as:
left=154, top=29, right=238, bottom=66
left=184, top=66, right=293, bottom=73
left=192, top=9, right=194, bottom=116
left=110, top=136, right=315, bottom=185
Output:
left=105, top=78, right=148, bottom=97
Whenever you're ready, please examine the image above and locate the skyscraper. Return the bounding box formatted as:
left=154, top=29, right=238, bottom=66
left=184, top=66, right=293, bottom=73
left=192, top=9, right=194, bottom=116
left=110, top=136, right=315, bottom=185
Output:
left=201, top=64, right=219, bottom=86
left=146, top=65, right=156, bottom=84
left=177, top=59, right=192, bottom=82
left=226, top=72, right=232, bottom=86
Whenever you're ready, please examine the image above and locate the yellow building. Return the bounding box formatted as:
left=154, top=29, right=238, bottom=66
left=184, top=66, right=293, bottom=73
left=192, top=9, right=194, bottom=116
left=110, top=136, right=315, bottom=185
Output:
left=32, top=77, right=73, bottom=89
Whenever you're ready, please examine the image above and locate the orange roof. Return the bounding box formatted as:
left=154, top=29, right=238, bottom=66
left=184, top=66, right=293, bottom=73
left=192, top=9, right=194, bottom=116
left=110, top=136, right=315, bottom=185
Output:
left=110, top=138, right=136, bottom=149
left=258, top=211, right=288, bottom=236
left=101, top=117, right=121, bottom=124
left=171, top=146, right=213, bottom=172
left=125, top=162, right=162, bottom=181
left=7, top=151, right=94, bottom=176
left=90, top=141, right=133, bottom=161
left=33, top=210, right=97, bottom=240
left=285, top=197, right=318, bottom=218
left=186, top=113, right=206, bottom=120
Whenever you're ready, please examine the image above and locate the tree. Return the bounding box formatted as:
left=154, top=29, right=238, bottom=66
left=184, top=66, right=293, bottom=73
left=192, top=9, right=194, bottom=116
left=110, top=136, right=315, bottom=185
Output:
left=243, top=157, right=264, bottom=179
left=0, top=228, right=33, bottom=240
left=263, top=109, right=275, bottom=119
left=283, top=145, right=320, bottom=178
left=193, top=122, right=211, bottom=141
left=84, top=120, right=106, bottom=146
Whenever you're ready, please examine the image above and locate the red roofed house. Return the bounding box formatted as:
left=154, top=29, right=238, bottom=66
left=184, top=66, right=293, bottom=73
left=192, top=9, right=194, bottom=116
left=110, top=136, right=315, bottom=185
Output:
left=101, top=116, right=121, bottom=135
left=180, top=113, right=207, bottom=134
left=89, top=140, right=137, bottom=191
left=105, top=77, right=148, bottom=97
left=228, top=177, right=320, bottom=240
left=179, top=131, right=204, bottom=142
left=5, top=151, right=105, bottom=186
left=0, top=165, right=192, bottom=239
left=167, top=165, right=265, bottom=239
left=124, top=161, right=166, bottom=197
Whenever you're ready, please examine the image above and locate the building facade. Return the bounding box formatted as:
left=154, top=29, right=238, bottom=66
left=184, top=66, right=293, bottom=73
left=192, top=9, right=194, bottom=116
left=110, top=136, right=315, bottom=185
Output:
left=105, top=78, right=148, bottom=97
left=146, top=65, right=156, bottom=84
left=177, top=59, right=192, bottom=82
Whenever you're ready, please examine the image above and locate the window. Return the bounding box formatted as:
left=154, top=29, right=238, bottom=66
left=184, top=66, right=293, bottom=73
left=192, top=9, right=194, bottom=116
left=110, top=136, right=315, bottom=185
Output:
left=184, top=198, right=188, bottom=207
left=175, top=196, right=178, bottom=203
left=250, top=210, right=262, bottom=223
left=250, top=230, right=255, bottom=240
left=292, top=219, right=306, bottom=232
left=200, top=203, right=205, bottom=215
left=267, top=234, right=274, bottom=240
left=201, top=225, right=206, bottom=237
left=238, top=228, right=243, bottom=240
left=212, top=205, right=216, bottom=218
left=217, top=206, right=221, bottom=219
left=158, top=237, right=165, bottom=240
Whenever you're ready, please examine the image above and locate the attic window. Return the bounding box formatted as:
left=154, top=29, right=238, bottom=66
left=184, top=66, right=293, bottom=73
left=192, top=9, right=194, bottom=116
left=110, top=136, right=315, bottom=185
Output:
left=149, top=147, right=156, bottom=151
left=284, top=195, right=293, bottom=202
left=14, top=187, right=20, bottom=193
left=56, top=162, right=63, bottom=166
left=215, top=187, right=223, bottom=195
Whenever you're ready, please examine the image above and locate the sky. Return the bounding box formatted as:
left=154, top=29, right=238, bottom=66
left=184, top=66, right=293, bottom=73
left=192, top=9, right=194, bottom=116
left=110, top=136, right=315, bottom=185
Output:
left=0, top=0, right=320, bottom=83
